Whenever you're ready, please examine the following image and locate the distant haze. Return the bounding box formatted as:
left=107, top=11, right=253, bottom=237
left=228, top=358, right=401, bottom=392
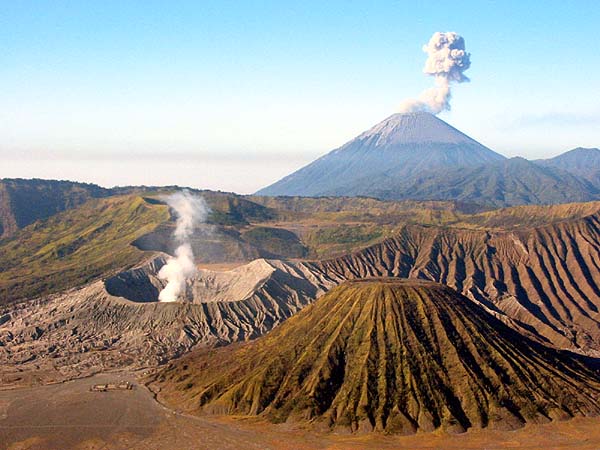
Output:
left=0, top=154, right=316, bottom=194
left=1, top=2, right=599, bottom=192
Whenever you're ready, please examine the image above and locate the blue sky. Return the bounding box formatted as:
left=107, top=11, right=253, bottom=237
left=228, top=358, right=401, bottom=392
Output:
left=1, top=1, right=599, bottom=192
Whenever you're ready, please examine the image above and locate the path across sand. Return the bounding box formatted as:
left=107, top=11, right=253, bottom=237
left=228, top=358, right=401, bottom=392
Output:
left=0, top=372, right=597, bottom=450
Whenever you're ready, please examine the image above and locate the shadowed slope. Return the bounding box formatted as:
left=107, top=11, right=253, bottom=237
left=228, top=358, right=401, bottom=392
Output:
left=538, top=148, right=600, bottom=188
left=0, top=195, right=169, bottom=304
left=0, top=179, right=112, bottom=238
left=310, top=210, right=600, bottom=355
left=371, top=157, right=599, bottom=207
left=155, top=279, right=600, bottom=434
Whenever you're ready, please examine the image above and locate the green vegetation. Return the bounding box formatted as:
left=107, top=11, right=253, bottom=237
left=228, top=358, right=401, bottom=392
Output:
left=3, top=180, right=600, bottom=304
left=303, top=225, right=387, bottom=258
left=156, top=279, right=600, bottom=433
left=200, top=191, right=277, bottom=225
left=0, top=178, right=112, bottom=238
left=374, top=157, right=600, bottom=208
left=241, top=227, right=307, bottom=258
left=456, top=201, right=600, bottom=230
left=0, top=195, right=168, bottom=304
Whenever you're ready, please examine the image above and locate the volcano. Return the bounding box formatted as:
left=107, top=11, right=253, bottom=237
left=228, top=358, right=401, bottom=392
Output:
left=256, top=112, right=505, bottom=197
left=154, top=279, right=600, bottom=434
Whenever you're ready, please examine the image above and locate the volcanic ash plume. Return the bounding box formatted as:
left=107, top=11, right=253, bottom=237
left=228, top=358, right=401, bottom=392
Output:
left=399, top=32, right=471, bottom=114
left=158, top=191, right=209, bottom=302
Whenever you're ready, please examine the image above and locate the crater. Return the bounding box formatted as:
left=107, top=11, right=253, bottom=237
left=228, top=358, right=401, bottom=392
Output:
left=104, top=257, right=278, bottom=304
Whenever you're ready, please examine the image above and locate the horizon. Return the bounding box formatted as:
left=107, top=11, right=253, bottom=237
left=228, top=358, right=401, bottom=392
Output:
left=2, top=111, right=598, bottom=194
left=2, top=1, right=600, bottom=193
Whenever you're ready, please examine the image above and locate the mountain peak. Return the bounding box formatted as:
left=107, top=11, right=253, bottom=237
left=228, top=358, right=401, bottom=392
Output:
left=358, top=112, right=479, bottom=147
left=256, top=112, right=504, bottom=197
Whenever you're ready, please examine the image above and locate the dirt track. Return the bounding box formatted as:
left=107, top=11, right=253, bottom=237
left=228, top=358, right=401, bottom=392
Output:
left=1, top=372, right=598, bottom=450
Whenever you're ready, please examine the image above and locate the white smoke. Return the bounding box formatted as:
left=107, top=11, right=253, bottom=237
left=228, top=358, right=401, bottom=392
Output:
left=158, top=190, right=209, bottom=302
left=399, top=32, right=471, bottom=114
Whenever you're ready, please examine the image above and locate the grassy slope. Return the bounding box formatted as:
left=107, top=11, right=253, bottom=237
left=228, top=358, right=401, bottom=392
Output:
left=249, top=197, right=600, bottom=258
left=2, top=189, right=599, bottom=303
left=0, top=178, right=112, bottom=238
left=155, top=280, right=600, bottom=433
left=0, top=195, right=168, bottom=304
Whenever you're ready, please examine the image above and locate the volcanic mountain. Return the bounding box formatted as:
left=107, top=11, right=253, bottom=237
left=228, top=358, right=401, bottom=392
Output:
left=154, top=279, right=600, bottom=434
left=538, top=147, right=600, bottom=189
left=371, top=156, right=599, bottom=207
left=257, top=112, right=505, bottom=197
left=257, top=114, right=600, bottom=207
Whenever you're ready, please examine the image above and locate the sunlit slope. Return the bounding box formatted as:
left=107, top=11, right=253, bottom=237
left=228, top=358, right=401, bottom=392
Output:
left=309, top=210, right=600, bottom=354
left=0, top=195, right=169, bottom=303
left=155, top=279, right=600, bottom=434
left=257, top=112, right=505, bottom=198
left=0, top=178, right=112, bottom=238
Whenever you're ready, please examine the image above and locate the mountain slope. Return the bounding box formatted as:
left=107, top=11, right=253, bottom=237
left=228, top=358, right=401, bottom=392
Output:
left=0, top=195, right=169, bottom=304
left=4, top=203, right=600, bottom=386
left=371, top=157, right=599, bottom=207
left=154, top=279, right=600, bottom=434
left=0, top=179, right=112, bottom=238
left=312, top=210, right=600, bottom=355
left=257, top=112, right=505, bottom=197
left=0, top=257, right=334, bottom=384
left=538, top=148, right=600, bottom=188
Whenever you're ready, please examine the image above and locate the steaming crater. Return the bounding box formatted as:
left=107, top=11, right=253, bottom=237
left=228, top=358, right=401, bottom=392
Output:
left=104, top=256, right=328, bottom=304
left=0, top=256, right=335, bottom=382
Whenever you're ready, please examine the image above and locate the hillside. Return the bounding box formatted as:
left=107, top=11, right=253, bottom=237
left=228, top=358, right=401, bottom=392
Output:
left=0, top=257, right=334, bottom=384
left=0, top=178, right=112, bottom=238
left=154, top=279, right=600, bottom=434
left=538, top=148, right=600, bottom=188
left=257, top=112, right=505, bottom=197
left=256, top=114, right=599, bottom=207
left=0, top=188, right=303, bottom=304
left=312, top=210, right=600, bottom=355
left=0, top=195, right=169, bottom=303
left=372, top=157, right=599, bottom=207
left=4, top=203, right=600, bottom=386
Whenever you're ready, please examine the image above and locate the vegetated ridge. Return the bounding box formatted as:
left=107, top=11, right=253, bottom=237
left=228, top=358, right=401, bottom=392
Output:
left=154, top=279, right=600, bottom=434
left=0, top=178, right=112, bottom=238
left=538, top=147, right=600, bottom=188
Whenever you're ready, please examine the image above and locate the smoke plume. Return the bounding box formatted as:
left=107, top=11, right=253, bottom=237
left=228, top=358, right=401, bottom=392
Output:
left=399, top=32, right=471, bottom=114
left=158, top=190, right=209, bottom=302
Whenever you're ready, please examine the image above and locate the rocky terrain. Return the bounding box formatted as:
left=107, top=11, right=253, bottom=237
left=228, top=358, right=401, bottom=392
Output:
left=311, top=210, right=600, bottom=355
left=0, top=257, right=334, bottom=385
left=2, top=202, right=600, bottom=386
left=153, top=279, right=600, bottom=434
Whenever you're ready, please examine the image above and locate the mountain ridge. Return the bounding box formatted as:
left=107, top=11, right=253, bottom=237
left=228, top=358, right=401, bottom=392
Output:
left=538, top=147, right=600, bottom=188
left=368, top=156, right=599, bottom=207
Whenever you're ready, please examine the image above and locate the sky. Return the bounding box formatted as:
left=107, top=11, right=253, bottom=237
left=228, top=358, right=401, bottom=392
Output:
left=2, top=0, right=600, bottom=193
